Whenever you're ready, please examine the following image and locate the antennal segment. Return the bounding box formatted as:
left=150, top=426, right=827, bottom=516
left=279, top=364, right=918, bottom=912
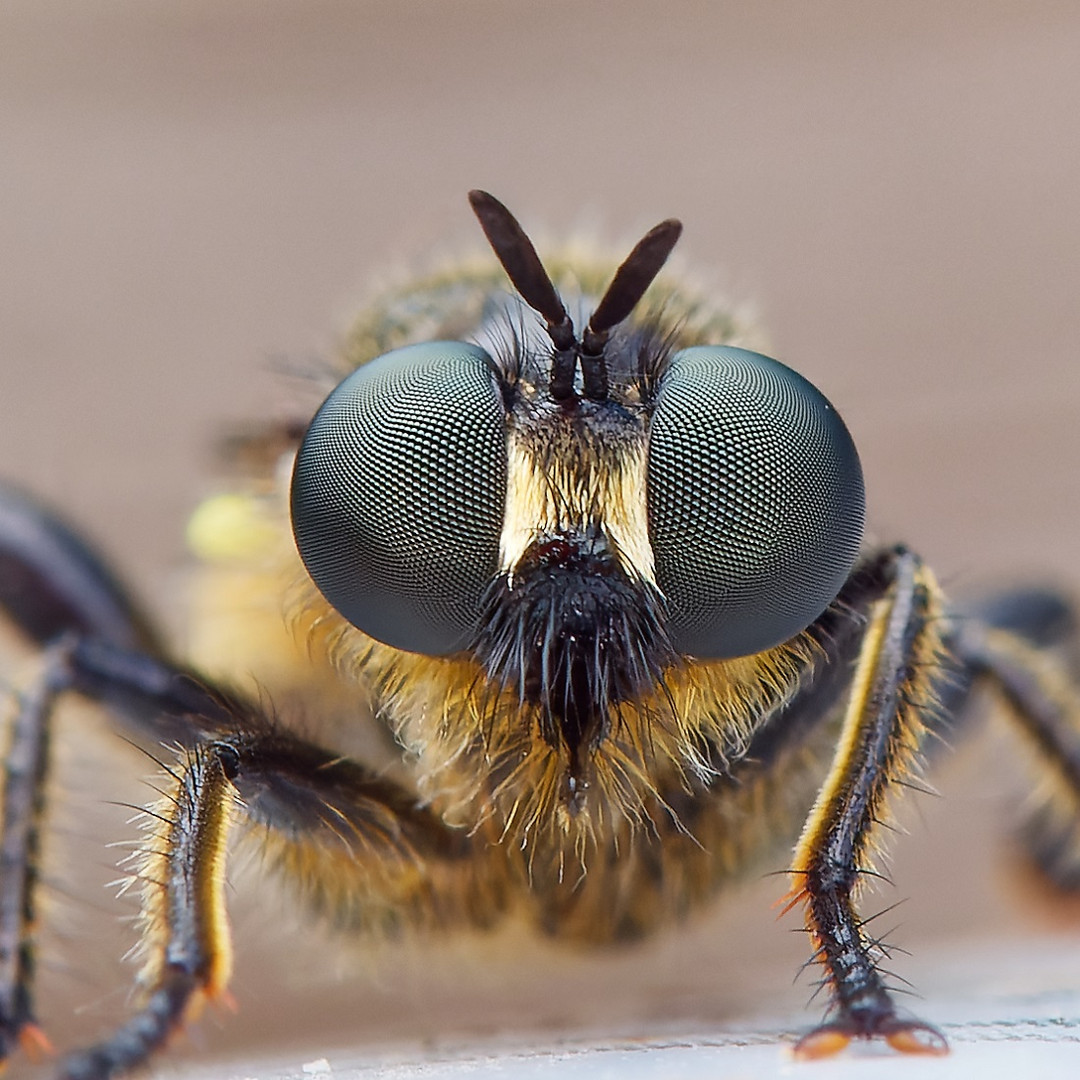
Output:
left=468, top=190, right=579, bottom=400
left=578, top=218, right=683, bottom=398
left=585, top=218, right=683, bottom=344
left=468, top=192, right=682, bottom=404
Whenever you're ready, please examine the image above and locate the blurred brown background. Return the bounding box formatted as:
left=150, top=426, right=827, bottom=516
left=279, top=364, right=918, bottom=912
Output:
left=2, top=1, right=1080, bottom=1075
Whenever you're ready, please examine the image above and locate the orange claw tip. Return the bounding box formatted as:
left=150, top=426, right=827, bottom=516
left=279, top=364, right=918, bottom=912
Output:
left=886, top=1024, right=950, bottom=1056
left=18, top=1022, right=56, bottom=1061
left=792, top=1027, right=852, bottom=1060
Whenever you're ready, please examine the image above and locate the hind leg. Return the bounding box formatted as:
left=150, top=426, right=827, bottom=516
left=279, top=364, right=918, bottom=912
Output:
left=949, top=587, right=1080, bottom=890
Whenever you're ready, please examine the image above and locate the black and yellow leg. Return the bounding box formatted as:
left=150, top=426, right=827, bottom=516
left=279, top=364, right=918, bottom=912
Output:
left=49, top=696, right=490, bottom=1080
left=0, top=636, right=244, bottom=1075
left=0, top=487, right=185, bottom=1067
left=0, top=643, right=270, bottom=1072
left=785, top=548, right=949, bottom=1057
left=0, top=488, right=494, bottom=1076
left=59, top=742, right=236, bottom=1080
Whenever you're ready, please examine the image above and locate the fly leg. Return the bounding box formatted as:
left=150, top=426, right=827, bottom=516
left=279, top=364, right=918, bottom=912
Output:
left=950, top=593, right=1080, bottom=890
left=0, top=641, right=70, bottom=1063
left=0, top=486, right=497, bottom=1078
left=0, top=485, right=171, bottom=1065
left=785, top=547, right=950, bottom=1057
left=49, top=665, right=494, bottom=1080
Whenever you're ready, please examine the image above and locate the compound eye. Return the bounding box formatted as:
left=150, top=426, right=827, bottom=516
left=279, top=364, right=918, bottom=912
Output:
left=291, top=341, right=506, bottom=655
left=647, top=346, right=865, bottom=659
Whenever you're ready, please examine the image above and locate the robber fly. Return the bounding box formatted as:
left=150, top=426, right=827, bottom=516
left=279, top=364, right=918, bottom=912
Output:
left=2, top=191, right=1079, bottom=1079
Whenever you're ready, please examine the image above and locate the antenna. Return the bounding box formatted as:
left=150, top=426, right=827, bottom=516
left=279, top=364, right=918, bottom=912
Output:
left=468, top=191, right=681, bottom=402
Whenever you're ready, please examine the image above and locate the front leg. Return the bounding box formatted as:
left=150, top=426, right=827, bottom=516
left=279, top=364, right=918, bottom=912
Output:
left=50, top=665, right=499, bottom=1080
left=0, top=482, right=502, bottom=1076
left=787, top=548, right=949, bottom=1057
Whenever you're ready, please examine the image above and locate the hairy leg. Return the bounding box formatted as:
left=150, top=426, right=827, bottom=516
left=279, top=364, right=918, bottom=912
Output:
left=52, top=673, right=504, bottom=1080
left=0, top=487, right=504, bottom=1076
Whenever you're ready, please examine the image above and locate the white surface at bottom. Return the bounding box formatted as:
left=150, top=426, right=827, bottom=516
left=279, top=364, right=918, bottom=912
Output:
left=155, top=979, right=1080, bottom=1080
left=158, top=1030, right=1080, bottom=1080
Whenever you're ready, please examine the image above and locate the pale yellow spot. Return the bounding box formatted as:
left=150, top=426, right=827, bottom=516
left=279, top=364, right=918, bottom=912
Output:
left=186, top=493, right=280, bottom=563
